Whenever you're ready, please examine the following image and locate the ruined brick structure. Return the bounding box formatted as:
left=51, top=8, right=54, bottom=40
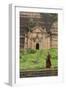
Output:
left=20, top=12, right=58, bottom=49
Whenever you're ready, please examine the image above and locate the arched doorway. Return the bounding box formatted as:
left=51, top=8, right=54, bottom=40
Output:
left=36, top=43, right=39, bottom=49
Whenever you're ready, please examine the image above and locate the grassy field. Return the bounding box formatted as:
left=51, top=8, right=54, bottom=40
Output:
left=20, top=48, right=58, bottom=71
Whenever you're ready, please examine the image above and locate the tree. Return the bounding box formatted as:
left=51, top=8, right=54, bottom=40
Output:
left=27, top=18, right=36, bottom=32
left=40, top=13, right=58, bottom=34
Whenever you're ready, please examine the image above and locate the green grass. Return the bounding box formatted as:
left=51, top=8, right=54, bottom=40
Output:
left=20, top=48, right=58, bottom=71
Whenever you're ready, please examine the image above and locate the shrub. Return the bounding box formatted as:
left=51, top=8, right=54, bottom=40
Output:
left=26, top=48, right=36, bottom=54
left=20, top=49, right=25, bottom=55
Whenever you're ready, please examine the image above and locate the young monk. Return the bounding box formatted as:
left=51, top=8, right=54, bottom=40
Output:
left=46, top=51, right=51, bottom=68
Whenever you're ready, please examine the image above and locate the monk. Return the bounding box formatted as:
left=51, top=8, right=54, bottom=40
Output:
left=46, top=52, right=51, bottom=68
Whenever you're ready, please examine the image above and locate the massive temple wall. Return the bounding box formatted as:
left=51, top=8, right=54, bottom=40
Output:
left=20, top=12, right=58, bottom=49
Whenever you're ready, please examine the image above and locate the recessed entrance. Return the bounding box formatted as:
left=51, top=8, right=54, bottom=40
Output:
left=36, top=43, right=39, bottom=49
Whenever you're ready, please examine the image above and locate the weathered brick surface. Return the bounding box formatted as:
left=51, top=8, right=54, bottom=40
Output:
left=20, top=12, right=58, bottom=49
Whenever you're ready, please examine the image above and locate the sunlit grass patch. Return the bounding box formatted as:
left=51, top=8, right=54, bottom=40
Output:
left=20, top=48, right=58, bottom=71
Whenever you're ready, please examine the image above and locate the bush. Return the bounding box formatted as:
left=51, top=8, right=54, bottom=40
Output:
left=26, top=48, right=36, bottom=54
left=20, top=49, right=25, bottom=55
